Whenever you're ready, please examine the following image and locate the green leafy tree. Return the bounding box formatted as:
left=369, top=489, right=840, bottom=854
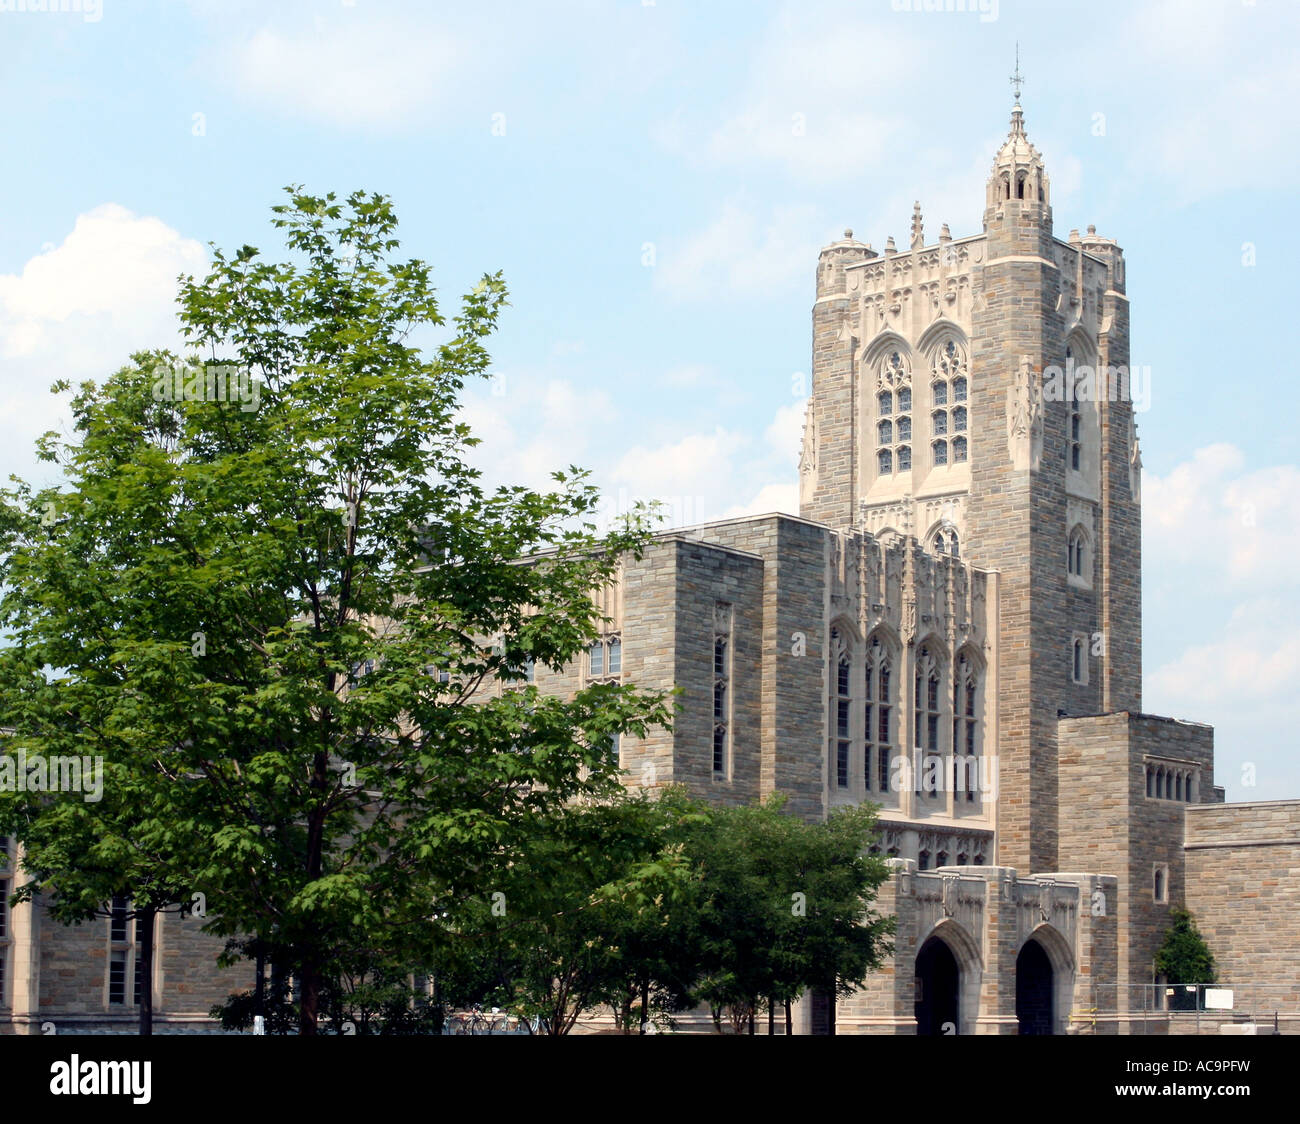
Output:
left=1155, top=906, right=1217, bottom=1011
left=686, top=795, right=895, bottom=1034
left=439, top=789, right=700, bottom=1035
left=0, top=187, right=670, bottom=1034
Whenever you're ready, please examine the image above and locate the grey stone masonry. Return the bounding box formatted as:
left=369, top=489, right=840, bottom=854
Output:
left=1185, top=801, right=1300, bottom=1016
left=1058, top=712, right=1214, bottom=1010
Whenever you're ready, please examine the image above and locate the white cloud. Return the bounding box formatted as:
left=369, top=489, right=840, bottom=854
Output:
left=1144, top=443, right=1300, bottom=589
left=224, top=16, right=463, bottom=128
left=611, top=426, right=748, bottom=503
left=0, top=205, right=207, bottom=489
left=1143, top=443, right=1300, bottom=799
left=0, top=204, right=205, bottom=363
left=722, top=481, right=799, bottom=520
left=765, top=400, right=806, bottom=468
left=1116, top=0, right=1300, bottom=201
left=654, top=200, right=823, bottom=302
left=458, top=374, right=615, bottom=495
left=658, top=3, right=915, bottom=185
left=1149, top=597, right=1300, bottom=706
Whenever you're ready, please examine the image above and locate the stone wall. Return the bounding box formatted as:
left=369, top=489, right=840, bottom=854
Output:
left=1, top=880, right=243, bottom=1035
left=1059, top=712, right=1214, bottom=1012
left=1185, top=801, right=1300, bottom=1020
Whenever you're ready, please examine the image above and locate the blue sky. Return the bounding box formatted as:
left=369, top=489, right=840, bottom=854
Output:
left=1, top=0, right=1297, bottom=800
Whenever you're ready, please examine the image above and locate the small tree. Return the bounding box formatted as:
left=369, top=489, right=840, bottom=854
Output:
left=686, top=795, right=895, bottom=1034
left=1154, top=906, right=1217, bottom=1011
left=440, top=790, right=698, bottom=1035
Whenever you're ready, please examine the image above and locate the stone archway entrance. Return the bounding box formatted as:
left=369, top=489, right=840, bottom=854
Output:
left=1016, top=938, right=1054, bottom=1035
left=915, top=936, right=960, bottom=1035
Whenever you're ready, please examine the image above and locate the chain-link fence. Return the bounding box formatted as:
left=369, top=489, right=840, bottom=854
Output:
left=1068, top=982, right=1298, bottom=1035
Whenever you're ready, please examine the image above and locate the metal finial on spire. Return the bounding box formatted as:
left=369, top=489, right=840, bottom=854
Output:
left=1010, top=42, right=1024, bottom=104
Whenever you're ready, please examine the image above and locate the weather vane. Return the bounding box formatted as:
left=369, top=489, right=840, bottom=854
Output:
left=1010, top=42, right=1024, bottom=104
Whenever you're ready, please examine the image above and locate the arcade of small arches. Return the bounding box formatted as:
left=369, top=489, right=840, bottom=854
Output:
left=866, top=829, right=990, bottom=871
left=1145, top=760, right=1200, bottom=803
left=827, top=624, right=985, bottom=812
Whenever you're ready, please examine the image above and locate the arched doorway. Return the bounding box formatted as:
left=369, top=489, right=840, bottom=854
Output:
left=1016, top=938, right=1054, bottom=1035
left=915, top=936, right=960, bottom=1035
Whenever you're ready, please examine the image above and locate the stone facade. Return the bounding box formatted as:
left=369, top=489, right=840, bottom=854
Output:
left=1185, top=802, right=1300, bottom=1030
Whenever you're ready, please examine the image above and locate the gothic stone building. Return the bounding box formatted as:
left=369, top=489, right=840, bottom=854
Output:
left=3, top=99, right=1298, bottom=1034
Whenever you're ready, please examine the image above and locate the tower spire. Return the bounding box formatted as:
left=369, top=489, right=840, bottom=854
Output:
left=1010, top=42, right=1024, bottom=106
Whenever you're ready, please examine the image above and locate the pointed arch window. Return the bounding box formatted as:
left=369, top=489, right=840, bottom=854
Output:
left=713, top=605, right=733, bottom=777
left=1066, top=345, right=1083, bottom=472
left=914, top=644, right=941, bottom=797
left=1067, top=526, right=1091, bottom=585
left=836, top=650, right=852, bottom=790
left=876, top=352, right=912, bottom=477
left=865, top=634, right=894, bottom=795
left=928, top=338, right=968, bottom=469
left=829, top=627, right=853, bottom=791
left=952, top=653, right=979, bottom=803
left=930, top=528, right=959, bottom=558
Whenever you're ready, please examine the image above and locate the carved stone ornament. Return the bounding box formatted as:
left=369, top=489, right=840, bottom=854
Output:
left=1006, top=355, right=1043, bottom=472
left=799, top=409, right=818, bottom=476
left=1128, top=415, right=1142, bottom=502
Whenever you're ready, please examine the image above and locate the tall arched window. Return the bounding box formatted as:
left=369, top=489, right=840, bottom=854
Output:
left=914, top=644, right=941, bottom=797
left=1066, top=345, right=1083, bottom=472
left=952, top=653, right=979, bottom=803
left=1072, top=637, right=1086, bottom=684
left=1067, top=526, right=1088, bottom=579
left=836, top=650, right=851, bottom=789
left=865, top=634, right=894, bottom=794
left=876, top=352, right=912, bottom=477
left=829, top=627, right=853, bottom=791
left=929, top=339, right=969, bottom=465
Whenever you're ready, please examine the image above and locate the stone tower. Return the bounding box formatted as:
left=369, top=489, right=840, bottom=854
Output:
left=799, top=97, right=1142, bottom=875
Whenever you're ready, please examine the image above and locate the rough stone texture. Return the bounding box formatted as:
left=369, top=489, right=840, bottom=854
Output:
left=0, top=842, right=243, bottom=1035
left=1058, top=712, right=1215, bottom=1015
left=1185, top=802, right=1300, bottom=1028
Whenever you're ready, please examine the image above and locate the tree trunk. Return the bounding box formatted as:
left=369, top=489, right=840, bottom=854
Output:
left=827, top=985, right=836, bottom=1037
left=639, top=977, right=650, bottom=1035
left=254, top=945, right=266, bottom=1023
left=748, top=1002, right=755, bottom=1035
left=299, top=752, right=329, bottom=1036
left=299, top=961, right=321, bottom=1036
left=785, top=998, right=792, bottom=1036
left=768, top=996, right=774, bottom=1035
left=137, top=905, right=157, bottom=1036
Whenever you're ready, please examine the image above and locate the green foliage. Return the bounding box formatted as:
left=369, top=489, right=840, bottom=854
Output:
left=1155, top=906, right=1217, bottom=1010
left=437, top=788, right=703, bottom=1035
left=685, top=794, right=895, bottom=1026
left=439, top=790, right=896, bottom=1034
left=0, top=187, right=669, bottom=1034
